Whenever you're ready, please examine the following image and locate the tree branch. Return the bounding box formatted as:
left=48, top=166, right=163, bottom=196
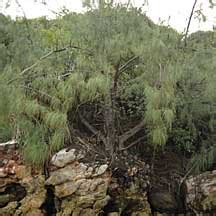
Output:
left=0, top=139, right=17, bottom=151
left=78, top=111, right=107, bottom=146
left=19, top=85, right=54, bottom=99
left=119, top=120, right=145, bottom=148
left=7, top=44, right=89, bottom=85
left=119, top=136, right=145, bottom=151
left=184, top=0, right=198, bottom=46
left=119, top=56, right=139, bottom=73
left=20, top=44, right=87, bottom=76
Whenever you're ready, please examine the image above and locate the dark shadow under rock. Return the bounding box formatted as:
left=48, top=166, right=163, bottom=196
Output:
left=0, top=183, right=26, bottom=208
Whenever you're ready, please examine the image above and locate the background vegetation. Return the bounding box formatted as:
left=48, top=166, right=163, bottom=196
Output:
left=0, top=1, right=215, bottom=173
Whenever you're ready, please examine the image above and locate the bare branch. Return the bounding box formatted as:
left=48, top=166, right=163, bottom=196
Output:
left=20, top=50, right=53, bottom=76
left=0, top=139, right=17, bottom=151
left=119, top=56, right=139, bottom=73
left=184, top=0, right=198, bottom=46
left=119, top=120, right=145, bottom=147
left=78, top=111, right=107, bottom=146
left=19, top=45, right=86, bottom=76
left=7, top=44, right=89, bottom=85
left=119, top=136, right=145, bottom=151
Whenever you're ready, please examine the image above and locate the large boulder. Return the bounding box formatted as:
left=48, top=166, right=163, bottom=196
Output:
left=148, top=190, right=179, bottom=213
left=186, top=170, right=216, bottom=212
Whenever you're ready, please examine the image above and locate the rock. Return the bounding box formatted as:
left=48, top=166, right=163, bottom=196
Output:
left=15, top=165, right=31, bottom=179
left=47, top=155, right=110, bottom=215
left=0, top=168, right=7, bottom=177
left=0, top=201, right=18, bottom=216
left=131, top=212, right=151, bottom=216
left=0, top=146, right=152, bottom=216
left=93, top=164, right=108, bottom=177
left=186, top=170, right=216, bottom=212
left=89, top=178, right=104, bottom=191
left=79, top=208, right=96, bottom=216
left=51, top=148, right=85, bottom=168
left=0, top=160, right=16, bottom=177
left=3, top=160, right=16, bottom=175
left=76, top=179, right=92, bottom=195
left=148, top=190, right=178, bottom=213
left=71, top=208, right=82, bottom=216
left=85, top=167, right=94, bottom=178
left=0, top=194, right=11, bottom=207
left=107, top=213, right=119, bottom=216
left=46, top=163, right=87, bottom=186
left=93, top=195, right=110, bottom=210
left=58, top=207, right=73, bottom=216
left=0, top=179, right=17, bottom=192
left=15, top=175, right=46, bottom=215
left=25, top=209, right=45, bottom=216
left=61, top=199, right=76, bottom=215
left=76, top=194, right=97, bottom=208
left=55, top=179, right=84, bottom=198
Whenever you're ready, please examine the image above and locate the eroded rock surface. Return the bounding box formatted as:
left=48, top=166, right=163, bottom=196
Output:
left=47, top=148, right=111, bottom=216
left=0, top=164, right=46, bottom=215
left=186, top=170, right=216, bottom=212
left=5, top=144, right=216, bottom=216
left=51, top=148, right=85, bottom=168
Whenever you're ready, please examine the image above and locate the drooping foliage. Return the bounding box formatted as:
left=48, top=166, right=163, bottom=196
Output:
left=0, top=1, right=215, bottom=170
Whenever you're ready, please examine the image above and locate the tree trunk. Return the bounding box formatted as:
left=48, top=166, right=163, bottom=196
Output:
left=104, top=91, right=115, bottom=154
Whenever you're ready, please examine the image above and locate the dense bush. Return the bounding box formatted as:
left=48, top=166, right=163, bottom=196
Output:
left=0, top=1, right=215, bottom=171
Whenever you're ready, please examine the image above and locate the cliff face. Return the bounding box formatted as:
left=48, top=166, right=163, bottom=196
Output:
left=1, top=142, right=216, bottom=216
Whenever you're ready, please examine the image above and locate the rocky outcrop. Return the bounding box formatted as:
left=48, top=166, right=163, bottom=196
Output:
left=46, top=148, right=111, bottom=216
left=0, top=144, right=153, bottom=216
left=0, top=163, right=46, bottom=216
left=105, top=156, right=151, bottom=216
left=0, top=142, right=46, bottom=216
left=6, top=143, right=213, bottom=215
left=186, top=170, right=216, bottom=213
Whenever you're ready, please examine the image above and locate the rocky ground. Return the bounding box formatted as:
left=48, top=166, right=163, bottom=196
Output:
left=1, top=141, right=216, bottom=216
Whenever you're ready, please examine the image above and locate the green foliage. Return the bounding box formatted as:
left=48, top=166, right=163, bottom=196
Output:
left=0, top=1, right=215, bottom=170
left=0, top=84, right=13, bottom=142
left=23, top=126, right=48, bottom=166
